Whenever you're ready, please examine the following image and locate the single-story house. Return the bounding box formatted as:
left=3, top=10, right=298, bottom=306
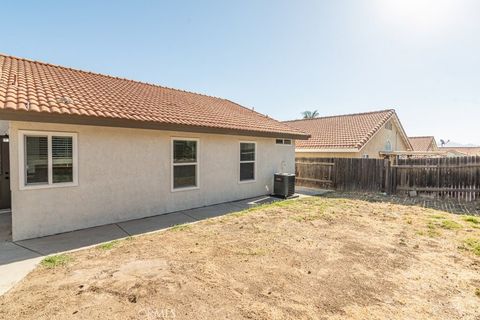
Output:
left=439, top=147, right=480, bottom=157
left=408, top=136, right=439, bottom=152
left=0, top=54, right=308, bottom=241
left=284, top=109, right=412, bottom=158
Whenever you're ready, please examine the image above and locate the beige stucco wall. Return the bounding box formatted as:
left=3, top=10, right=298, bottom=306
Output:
left=9, top=121, right=295, bottom=240
left=296, top=121, right=409, bottom=159
left=357, top=124, right=409, bottom=158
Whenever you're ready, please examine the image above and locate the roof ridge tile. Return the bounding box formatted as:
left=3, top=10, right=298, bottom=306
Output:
left=285, top=109, right=411, bottom=150
left=283, top=109, right=395, bottom=123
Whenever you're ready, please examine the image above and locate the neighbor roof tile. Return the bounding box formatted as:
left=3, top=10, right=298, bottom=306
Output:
left=408, top=136, right=437, bottom=151
left=439, top=147, right=480, bottom=156
left=285, top=110, right=407, bottom=150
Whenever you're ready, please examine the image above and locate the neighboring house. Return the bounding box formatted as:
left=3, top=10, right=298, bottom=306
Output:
left=439, top=147, right=480, bottom=157
left=284, top=109, right=412, bottom=158
left=408, top=136, right=439, bottom=152
left=0, top=54, right=308, bottom=240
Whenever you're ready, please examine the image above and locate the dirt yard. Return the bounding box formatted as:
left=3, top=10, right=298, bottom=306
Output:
left=1, top=195, right=480, bottom=320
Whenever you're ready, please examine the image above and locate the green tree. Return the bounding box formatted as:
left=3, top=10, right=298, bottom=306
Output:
left=301, top=110, right=319, bottom=119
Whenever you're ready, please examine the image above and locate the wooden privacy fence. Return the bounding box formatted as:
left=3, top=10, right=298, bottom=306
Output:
left=295, top=157, right=387, bottom=192
left=392, top=156, right=480, bottom=202
left=295, top=156, right=480, bottom=202
left=295, top=158, right=335, bottom=189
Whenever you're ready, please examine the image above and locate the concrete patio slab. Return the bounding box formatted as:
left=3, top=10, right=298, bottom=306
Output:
left=229, top=195, right=282, bottom=209
left=0, top=242, right=42, bottom=295
left=0, top=256, right=42, bottom=295
left=0, top=211, right=12, bottom=242
left=0, top=241, right=40, bottom=265
left=16, top=223, right=129, bottom=256
left=182, top=202, right=242, bottom=220
left=118, top=211, right=197, bottom=236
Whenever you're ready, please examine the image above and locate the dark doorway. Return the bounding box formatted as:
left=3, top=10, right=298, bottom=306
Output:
left=0, top=135, right=11, bottom=209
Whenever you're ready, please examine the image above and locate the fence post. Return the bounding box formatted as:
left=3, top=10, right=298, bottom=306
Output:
left=384, top=159, right=391, bottom=194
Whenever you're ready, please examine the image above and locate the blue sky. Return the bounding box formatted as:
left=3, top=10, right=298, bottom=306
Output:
left=1, top=0, right=479, bottom=145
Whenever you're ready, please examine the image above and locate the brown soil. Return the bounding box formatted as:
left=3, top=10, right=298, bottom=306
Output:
left=1, top=195, right=480, bottom=320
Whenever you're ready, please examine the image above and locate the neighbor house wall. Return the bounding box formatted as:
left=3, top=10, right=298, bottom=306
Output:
left=10, top=121, right=295, bottom=240
left=358, top=122, right=409, bottom=158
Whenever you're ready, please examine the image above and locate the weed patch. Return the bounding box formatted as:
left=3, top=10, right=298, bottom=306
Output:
left=98, top=240, right=119, bottom=250
left=464, top=238, right=480, bottom=256
left=425, top=222, right=442, bottom=237
left=462, top=216, right=480, bottom=225
left=41, top=254, right=72, bottom=268
left=170, top=224, right=191, bottom=232
left=440, top=220, right=463, bottom=230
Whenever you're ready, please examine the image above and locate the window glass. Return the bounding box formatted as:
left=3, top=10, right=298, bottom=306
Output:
left=173, top=140, right=197, bottom=163
left=240, top=143, right=255, bottom=161
left=240, top=142, right=255, bottom=181
left=240, top=162, right=254, bottom=181
left=52, top=136, right=73, bottom=183
left=276, top=139, right=292, bottom=145
left=22, top=132, right=77, bottom=188
left=385, top=140, right=392, bottom=152
left=25, top=136, right=48, bottom=185
left=173, top=165, right=196, bottom=189
left=173, top=139, right=198, bottom=189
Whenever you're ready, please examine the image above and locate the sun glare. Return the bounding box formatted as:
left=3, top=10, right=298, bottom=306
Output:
left=376, top=0, right=459, bottom=33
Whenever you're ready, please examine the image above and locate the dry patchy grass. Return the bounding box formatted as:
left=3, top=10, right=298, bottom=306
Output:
left=1, top=196, right=480, bottom=320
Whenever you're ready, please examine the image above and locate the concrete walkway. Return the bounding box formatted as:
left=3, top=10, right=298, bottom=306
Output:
left=0, top=193, right=314, bottom=295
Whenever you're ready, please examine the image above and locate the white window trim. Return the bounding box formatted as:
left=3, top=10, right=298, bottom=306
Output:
left=171, top=137, right=200, bottom=192
left=239, top=141, right=256, bottom=184
left=275, top=138, right=293, bottom=146
left=18, top=130, right=78, bottom=190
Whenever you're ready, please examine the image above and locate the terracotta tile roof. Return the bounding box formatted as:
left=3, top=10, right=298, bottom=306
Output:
left=0, top=54, right=308, bottom=139
left=439, top=147, right=480, bottom=156
left=409, top=136, right=438, bottom=151
left=284, top=109, right=411, bottom=150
